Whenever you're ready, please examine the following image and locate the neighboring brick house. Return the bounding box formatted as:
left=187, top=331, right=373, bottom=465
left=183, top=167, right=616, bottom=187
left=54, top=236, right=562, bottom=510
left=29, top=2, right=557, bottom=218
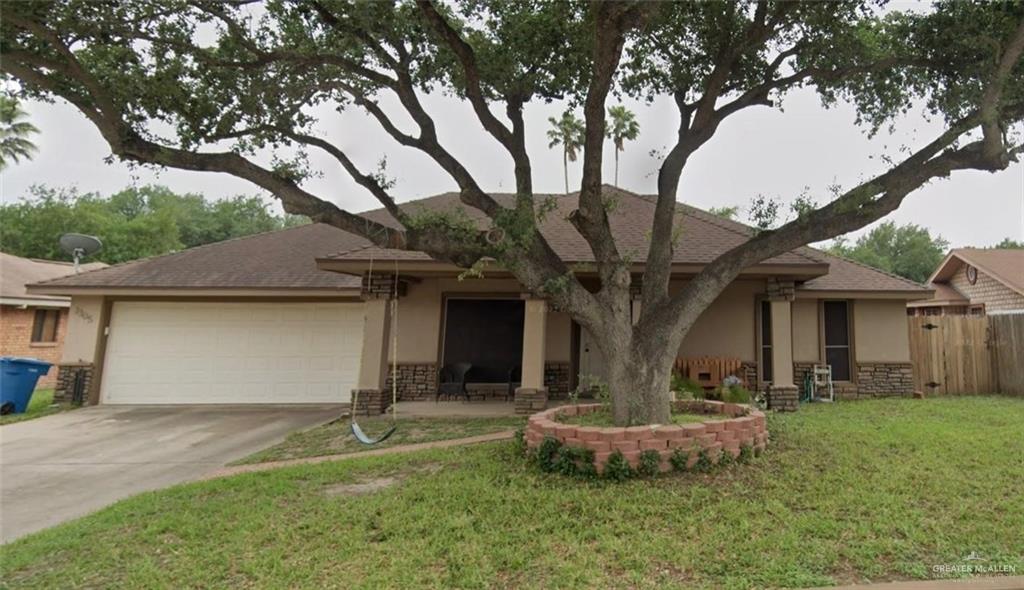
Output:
left=0, top=252, right=105, bottom=388
left=908, top=248, right=1024, bottom=316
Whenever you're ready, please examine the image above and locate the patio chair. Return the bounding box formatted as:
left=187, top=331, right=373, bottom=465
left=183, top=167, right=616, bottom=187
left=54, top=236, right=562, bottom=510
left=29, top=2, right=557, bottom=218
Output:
left=437, top=362, right=473, bottom=402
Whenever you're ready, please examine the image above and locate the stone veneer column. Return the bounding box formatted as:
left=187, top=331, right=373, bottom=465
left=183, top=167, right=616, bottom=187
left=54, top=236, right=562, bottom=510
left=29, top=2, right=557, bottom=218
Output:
left=515, top=296, right=549, bottom=414
left=767, top=280, right=799, bottom=411
left=352, top=296, right=393, bottom=416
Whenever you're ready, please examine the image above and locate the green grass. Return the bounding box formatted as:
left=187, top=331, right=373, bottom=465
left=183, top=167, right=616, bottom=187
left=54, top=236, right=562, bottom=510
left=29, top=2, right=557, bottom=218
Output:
left=563, top=408, right=727, bottom=427
left=235, top=415, right=527, bottom=465
left=0, top=389, right=70, bottom=425
left=3, top=397, right=1023, bottom=589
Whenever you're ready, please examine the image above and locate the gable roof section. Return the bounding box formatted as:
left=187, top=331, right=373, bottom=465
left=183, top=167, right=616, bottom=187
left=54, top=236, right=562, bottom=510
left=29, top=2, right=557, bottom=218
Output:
left=28, top=224, right=363, bottom=294
left=1, top=252, right=106, bottom=305
left=29, top=185, right=930, bottom=296
left=324, top=188, right=821, bottom=267
left=929, top=248, right=1024, bottom=296
left=323, top=188, right=928, bottom=294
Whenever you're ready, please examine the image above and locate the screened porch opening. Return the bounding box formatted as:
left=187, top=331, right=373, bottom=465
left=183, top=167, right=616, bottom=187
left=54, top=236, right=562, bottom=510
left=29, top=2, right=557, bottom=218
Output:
left=441, top=298, right=525, bottom=385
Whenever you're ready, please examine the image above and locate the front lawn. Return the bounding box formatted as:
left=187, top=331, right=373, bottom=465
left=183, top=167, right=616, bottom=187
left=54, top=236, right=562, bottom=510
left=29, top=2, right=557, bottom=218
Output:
left=3, top=397, right=1022, bottom=589
left=0, top=389, right=69, bottom=425
left=235, top=415, right=526, bottom=464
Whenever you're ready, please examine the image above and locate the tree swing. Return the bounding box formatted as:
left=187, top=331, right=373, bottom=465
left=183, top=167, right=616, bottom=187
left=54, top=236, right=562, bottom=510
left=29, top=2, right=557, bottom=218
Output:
left=350, top=256, right=400, bottom=445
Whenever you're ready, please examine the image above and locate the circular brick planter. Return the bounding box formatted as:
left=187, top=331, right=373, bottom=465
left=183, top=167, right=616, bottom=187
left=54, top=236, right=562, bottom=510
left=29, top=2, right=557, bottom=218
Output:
left=525, top=400, right=768, bottom=474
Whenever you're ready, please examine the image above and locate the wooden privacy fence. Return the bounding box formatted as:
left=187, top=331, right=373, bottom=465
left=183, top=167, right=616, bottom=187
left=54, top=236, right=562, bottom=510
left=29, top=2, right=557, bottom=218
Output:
left=908, top=314, right=1024, bottom=396
left=989, top=314, right=1024, bottom=396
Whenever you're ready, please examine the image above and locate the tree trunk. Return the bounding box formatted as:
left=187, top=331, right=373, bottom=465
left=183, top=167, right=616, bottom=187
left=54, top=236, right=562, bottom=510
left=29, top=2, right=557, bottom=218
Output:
left=614, top=149, right=619, bottom=187
left=605, top=348, right=674, bottom=425
left=586, top=300, right=680, bottom=426
left=563, top=150, right=569, bottom=193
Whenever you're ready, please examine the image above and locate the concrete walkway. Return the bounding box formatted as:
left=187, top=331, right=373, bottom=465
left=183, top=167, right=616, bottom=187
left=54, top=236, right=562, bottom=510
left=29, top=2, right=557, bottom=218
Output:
left=0, top=405, right=341, bottom=542
left=206, top=429, right=516, bottom=479
left=815, top=577, right=1024, bottom=590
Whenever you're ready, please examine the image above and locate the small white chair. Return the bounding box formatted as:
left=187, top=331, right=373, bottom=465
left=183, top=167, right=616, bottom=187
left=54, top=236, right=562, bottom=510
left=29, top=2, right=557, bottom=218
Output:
left=810, top=365, right=834, bottom=402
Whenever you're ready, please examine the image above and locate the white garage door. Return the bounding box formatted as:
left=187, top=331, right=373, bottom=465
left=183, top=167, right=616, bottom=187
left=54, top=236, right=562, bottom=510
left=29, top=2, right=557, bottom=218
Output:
left=100, top=301, right=364, bottom=404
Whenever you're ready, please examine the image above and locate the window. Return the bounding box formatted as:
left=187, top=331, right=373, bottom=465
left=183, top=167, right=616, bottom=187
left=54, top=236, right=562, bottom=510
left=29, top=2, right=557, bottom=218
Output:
left=760, top=300, right=772, bottom=382
left=823, top=301, right=851, bottom=381
left=31, top=309, right=60, bottom=343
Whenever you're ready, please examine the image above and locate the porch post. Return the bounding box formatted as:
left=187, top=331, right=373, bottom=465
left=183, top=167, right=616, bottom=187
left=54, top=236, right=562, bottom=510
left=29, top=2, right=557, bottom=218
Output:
left=767, top=279, right=798, bottom=411
left=515, top=295, right=548, bottom=415
left=352, top=293, right=393, bottom=416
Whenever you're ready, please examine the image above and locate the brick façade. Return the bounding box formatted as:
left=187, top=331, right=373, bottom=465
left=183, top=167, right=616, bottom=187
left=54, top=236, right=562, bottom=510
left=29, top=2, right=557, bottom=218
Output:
left=0, top=305, right=68, bottom=389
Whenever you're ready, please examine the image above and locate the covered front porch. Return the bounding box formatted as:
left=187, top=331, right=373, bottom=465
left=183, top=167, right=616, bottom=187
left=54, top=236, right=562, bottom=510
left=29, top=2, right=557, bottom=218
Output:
left=337, top=266, right=806, bottom=416
left=348, top=271, right=559, bottom=416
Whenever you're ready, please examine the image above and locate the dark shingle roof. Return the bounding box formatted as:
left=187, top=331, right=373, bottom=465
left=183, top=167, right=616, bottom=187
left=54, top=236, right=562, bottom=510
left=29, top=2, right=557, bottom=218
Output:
left=30, top=224, right=362, bottom=291
left=32, top=185, right=930, bottom=294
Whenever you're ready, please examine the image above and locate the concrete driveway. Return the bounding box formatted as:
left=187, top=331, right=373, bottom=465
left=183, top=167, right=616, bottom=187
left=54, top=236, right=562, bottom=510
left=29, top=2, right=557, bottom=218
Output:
left=0, top=404, right=341, bottom=543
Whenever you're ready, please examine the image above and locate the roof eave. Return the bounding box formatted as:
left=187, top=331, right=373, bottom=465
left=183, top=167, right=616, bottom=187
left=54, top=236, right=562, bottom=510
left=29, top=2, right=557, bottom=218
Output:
left=796, top=288, right=934, bottom=301
left=0, top=296, right=71, bottom=308
left=317, top=258, right=830, bottom=279
left=25, top=284, right=362, bottom=298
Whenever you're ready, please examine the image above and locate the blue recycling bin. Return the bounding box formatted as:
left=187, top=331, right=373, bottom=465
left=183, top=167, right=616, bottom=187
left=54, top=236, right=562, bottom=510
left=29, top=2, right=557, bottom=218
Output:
left=0, top=357, right=53, bottom=414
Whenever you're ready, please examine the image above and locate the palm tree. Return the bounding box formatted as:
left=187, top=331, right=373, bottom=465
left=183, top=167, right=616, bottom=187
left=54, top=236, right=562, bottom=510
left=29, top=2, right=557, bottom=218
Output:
left=606, top=105, right=639, bottom=187
left=547, top=110, right=585, bottom=193
left=0, top=96, right=39, bottom=170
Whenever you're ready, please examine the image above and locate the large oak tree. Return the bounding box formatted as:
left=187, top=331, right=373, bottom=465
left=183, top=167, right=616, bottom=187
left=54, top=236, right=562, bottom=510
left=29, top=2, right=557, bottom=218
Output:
left=3, top=0, right=1022, bottom=425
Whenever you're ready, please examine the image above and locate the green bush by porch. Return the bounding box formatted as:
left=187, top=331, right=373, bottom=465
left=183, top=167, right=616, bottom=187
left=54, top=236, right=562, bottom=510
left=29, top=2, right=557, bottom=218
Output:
left=2, top=397, right=1022, bottom=589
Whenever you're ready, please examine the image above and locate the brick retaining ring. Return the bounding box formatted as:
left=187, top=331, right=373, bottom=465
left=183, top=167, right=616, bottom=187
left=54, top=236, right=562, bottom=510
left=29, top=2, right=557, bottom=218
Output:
left=525, top=400, right=769, bottom=475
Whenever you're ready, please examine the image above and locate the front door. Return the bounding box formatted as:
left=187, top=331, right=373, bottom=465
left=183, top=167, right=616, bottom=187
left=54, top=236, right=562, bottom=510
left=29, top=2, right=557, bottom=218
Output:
left=578, top=327, right=607, bottom=386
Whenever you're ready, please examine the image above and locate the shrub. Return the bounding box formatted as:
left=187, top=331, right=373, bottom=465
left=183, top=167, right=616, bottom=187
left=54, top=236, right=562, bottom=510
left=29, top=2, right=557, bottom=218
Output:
left=718, top=448, right=735, bottom=468
left=721, top=385, right=752, bottom=404
left=694, top=449, right=714, bottom=473
left=637, top=450, right=661, bottom=477
left=553, top=445, right=596, bottom=478
left=669, top=448, right=690, bottom=472
left=670, top=372, right=705, bottom=399
left=512, top=428, right=526, bottom=456
left=738, top=443, right=754, bottom=464
left=716, top=383, right=757, bottom=405
left=603, top=449, right=633, bottom=481
left=535, top=436, right=562, bottom=473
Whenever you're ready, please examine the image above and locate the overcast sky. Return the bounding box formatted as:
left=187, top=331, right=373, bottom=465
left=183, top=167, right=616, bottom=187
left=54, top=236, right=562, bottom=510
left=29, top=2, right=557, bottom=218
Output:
left=2, top=86, right=1021, bottom=249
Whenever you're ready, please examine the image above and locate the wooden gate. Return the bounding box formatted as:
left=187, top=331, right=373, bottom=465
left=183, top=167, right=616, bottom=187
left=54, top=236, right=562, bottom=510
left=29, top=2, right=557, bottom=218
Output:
left=908, top=316, right=993, bottom=395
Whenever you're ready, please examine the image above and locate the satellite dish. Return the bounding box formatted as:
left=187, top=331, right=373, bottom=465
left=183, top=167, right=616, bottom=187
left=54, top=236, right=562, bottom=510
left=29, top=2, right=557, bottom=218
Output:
left=59, top=234, right=103, bottom=273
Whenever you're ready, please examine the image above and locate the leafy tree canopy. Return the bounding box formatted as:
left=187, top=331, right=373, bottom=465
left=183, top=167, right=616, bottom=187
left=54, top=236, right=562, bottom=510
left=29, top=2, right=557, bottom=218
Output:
left=0, top=185, right=307, bottom=264
left=3, top=0, right=1022, bottom=425
left=0, top=94, right=38, bottom=169
left=826, top=221, right=949, bottom=284
left=992, top=237, right=1024, bottom=249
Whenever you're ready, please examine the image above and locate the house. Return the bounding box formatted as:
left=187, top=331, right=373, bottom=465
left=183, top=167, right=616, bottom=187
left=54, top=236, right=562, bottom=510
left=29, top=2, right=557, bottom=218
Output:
left=28, top=187, right=931, bottom=412
left=907, top=248, right=1024, bottom=316
left=0, top=252, right=106, bottom=389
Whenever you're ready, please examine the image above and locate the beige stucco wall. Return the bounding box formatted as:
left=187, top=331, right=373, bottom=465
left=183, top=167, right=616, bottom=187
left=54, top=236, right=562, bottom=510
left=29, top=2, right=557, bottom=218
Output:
left=390, top=276, right=912, bottom=368
left=392, top=277, right=571, bottom=364
left=675, top=280, right=760, bottom=362
left=853, top=299, right=911, bottom=363
left=792, top=299, right=819, bottom=362
left=61, top=296, right=105, bottom=363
